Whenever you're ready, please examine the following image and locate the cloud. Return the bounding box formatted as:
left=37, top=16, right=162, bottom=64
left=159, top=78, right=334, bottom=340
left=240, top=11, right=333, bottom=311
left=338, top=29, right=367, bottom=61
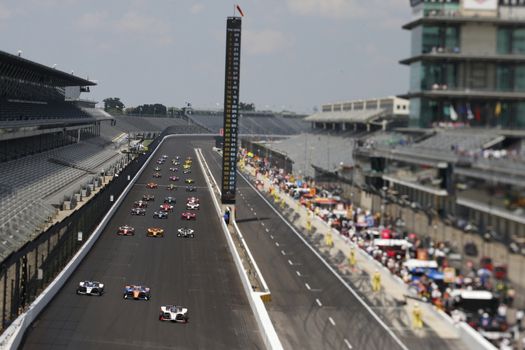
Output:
left=243, top=30, right=289, bottom=55
left=286, top=0, right=364, bottom=19
left=113, top=12, right=174, bottom=46
left=190, top=3, right=205, bottom=14
left=286, top=0, right=408, bottom=21
left=76, top=11, right=109, bottom=30
left=0, top=3, right=12, bottom=20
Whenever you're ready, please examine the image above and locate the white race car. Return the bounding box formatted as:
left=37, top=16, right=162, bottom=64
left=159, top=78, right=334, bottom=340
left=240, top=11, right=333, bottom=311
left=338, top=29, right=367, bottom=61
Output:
left=186, top=202, right=200, bottom=210
left=159, top=305, right=189, bottom=323
left=77, top=280, right=104, bottom=296
left=177, top=227, right=195, bottom=238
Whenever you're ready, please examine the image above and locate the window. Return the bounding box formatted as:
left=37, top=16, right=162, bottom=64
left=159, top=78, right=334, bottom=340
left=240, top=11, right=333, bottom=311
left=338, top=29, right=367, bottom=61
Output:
left=497, top=27, right=525, bottom=54
left=421, top=25, right=459, bottom=53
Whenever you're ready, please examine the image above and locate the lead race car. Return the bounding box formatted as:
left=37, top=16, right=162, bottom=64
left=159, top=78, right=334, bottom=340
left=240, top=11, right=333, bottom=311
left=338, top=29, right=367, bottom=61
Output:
left=123, top=285, right=151, bottom=300
left=159, top=305, right=189, bottom=323
left=77, top=280, right=104, bottom=296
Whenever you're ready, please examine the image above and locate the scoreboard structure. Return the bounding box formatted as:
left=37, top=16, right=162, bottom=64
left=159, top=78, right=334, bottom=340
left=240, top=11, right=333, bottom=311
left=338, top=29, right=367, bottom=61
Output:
left=221, top=17, right=242, bottom=205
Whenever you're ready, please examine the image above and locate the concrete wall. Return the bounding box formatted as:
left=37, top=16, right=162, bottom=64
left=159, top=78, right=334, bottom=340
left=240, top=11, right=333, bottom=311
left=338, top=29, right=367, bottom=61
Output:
left=460, top=24, right=497, bottom=55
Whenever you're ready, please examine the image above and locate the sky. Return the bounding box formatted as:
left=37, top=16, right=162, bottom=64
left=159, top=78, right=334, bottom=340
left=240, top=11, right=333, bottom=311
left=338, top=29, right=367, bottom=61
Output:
left=0, top=0, right=412, bottom=113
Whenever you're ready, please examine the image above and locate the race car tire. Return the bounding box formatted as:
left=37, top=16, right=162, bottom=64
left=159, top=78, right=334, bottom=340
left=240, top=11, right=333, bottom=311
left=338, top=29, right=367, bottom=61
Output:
left=124, top=294, right=128, bottom=299
left=190, top=234, right=194, bottom=238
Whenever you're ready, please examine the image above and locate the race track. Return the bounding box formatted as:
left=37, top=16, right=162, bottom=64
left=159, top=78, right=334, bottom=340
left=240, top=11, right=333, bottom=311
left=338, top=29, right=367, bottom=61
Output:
left=20, top=136, right=264, bottom=350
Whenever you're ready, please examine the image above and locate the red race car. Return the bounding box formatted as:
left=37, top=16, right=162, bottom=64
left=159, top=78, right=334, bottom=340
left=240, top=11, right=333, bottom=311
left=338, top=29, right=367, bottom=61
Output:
left=118, top=225, right=135, bottom=236
left=181, top=211, right=196, bottom=220
left=146, top=182, right=158, bottom=189
left=160, top=203, right=174, bottom=212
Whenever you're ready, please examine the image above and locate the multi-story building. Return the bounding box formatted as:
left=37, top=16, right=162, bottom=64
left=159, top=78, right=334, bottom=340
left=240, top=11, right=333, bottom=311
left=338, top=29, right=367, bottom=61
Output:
left=306, top=96, right=409, bottom=132
left=403, top=0, right=525, bottom=128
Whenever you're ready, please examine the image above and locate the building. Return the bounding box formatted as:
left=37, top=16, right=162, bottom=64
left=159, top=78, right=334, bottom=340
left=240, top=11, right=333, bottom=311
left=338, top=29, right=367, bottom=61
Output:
left=403, top=0, right=525, bottom=128
left=305, top=96, right=409, bottom=132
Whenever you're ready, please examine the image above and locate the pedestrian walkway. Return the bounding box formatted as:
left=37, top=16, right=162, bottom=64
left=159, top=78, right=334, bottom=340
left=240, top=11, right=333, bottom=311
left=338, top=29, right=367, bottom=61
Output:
left=241, top=165, right=470, bottom=349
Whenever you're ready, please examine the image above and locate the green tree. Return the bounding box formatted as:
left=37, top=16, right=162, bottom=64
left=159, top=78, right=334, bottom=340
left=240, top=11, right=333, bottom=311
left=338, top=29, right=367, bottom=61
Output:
left=239, top=102, right=255, bottom=111
left=103, top=97, right=125, bottom=115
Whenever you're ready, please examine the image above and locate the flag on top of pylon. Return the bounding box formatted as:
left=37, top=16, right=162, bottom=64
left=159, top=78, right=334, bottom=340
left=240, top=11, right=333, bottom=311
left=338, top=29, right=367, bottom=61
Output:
left=236, top=5, right=244, bottom=17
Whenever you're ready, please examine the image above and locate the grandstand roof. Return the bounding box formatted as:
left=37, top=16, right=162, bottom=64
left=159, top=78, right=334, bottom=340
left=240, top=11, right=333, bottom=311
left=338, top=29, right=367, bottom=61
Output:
left=0, top=50, right=96, bottom=87
left=305, top=110, right=387, bottom=124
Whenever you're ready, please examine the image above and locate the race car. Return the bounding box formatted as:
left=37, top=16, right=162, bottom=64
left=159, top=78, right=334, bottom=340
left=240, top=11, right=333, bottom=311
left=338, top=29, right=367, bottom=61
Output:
left=164, top=196, right=176, bottom=204
left=154, top=166, right=161, bottom=171
left=162, top=154, right=168, bottom=159
left=185, top=178, right=195, bottom=184
left=123, top=285, right=151, bottom=300
left=147, top=227, right=164, bottom=237
left=186, top=197, right=199, bottom=204
left=168, top=184, right=177, bottom=191
left=153, top=211, right=168, bottom=219
left=134, top=200, right=148, bottom=208
left=77, top=280, right=104, bottom=296
left=159, top=305, right=189, bottom=323
left=181, top=211, right=196, bottom=220
left=170, top=167, right=179, bottom=172
left=146, top=182, right=158, bottom=189
left=186, top=202, right=200, bottom=210
left=182, top=164, right=191, bottom=170
left=118, top=225, right=135, bottom=236
left=152, top=172, right=162, bottom=178
left=169, top=176, right=180, bottom=181
left=156, top=159, right=165, bottom=165
left=131, top=207, right=146, bottom=216
left=160, top=203, right=174, bottom=212
left=177, top=227, right=195, bottom=238
left=142, top=194, right=155, bottom=201
left=183, top=169, right=191, bottom=174
left=185, top=185, right=196, bottom=192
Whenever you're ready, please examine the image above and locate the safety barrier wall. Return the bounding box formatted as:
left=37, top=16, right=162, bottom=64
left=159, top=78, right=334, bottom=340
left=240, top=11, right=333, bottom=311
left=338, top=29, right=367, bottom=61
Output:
left=0, top=133, right=199, bottom=349
left=255, top=171, right=496, bottom=350
left=195, top=148, right=283, bottom=350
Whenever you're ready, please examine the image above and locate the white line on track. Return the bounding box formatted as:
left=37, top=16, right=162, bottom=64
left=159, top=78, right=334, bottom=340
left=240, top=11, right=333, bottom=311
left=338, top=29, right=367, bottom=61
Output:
left=316, top=298, right=322, bottom=307
left=288, top=260, right=294, bottom=266
left=275, top=242, right=280, bottom=247
left=305, top=283, right=311, bottom=290
left=281, top=250, right=286, bottom=256
left=254, top=212, right=257, bottom=216
left=344, top=339, right=353, bottom=349
left=265, top=228, right=269, bottom=233
left=296, top=270, right=301, bottom=276
left=261, top=222, right=265, bottom=226
left=250, top=207, right=254, bottom=211
left=270, top=235, right=274, bottom=239
left=328, top=317, right=336, bottom=326
left=238, top=171, right=409, bottom=350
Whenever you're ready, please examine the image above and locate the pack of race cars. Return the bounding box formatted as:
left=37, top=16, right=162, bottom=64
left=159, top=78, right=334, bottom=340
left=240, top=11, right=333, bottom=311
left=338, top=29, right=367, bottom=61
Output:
left=77, top=154, right=201, bottom=322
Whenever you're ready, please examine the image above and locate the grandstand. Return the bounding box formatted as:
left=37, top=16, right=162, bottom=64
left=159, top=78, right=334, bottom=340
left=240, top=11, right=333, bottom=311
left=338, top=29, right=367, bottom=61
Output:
left=189, top=110, right=309, bottom=135
left=0, top=50, right=129, bottom=262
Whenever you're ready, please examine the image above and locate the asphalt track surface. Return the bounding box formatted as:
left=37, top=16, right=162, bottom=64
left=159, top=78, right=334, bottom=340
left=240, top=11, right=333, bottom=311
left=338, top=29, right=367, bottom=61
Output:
left=199, top=142, right=462, bottom=350
left=20, top=136, right=264, bottom=350
left=195, top=142, right=408, bottom=350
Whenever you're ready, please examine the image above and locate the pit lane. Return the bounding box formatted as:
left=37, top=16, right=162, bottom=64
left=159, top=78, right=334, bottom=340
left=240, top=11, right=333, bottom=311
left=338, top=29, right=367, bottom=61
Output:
left=19, top=136, right=264, bottom=350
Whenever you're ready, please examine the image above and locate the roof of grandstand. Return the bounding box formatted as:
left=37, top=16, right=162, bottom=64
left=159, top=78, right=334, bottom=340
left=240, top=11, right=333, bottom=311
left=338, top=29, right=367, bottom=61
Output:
left=0, top=50, right=96, bottom=87
left=305, top=110, right=388, bottom=124
left=256, top=133, right=354, bottom=177
left=189, top=111, right=310, bottom=135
